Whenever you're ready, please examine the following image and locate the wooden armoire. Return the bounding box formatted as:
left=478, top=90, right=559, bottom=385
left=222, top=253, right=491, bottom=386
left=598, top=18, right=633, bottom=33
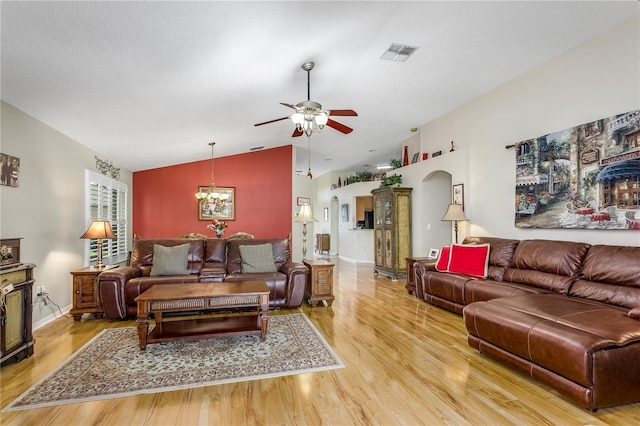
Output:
left=371, top=186, right=412, bottom=279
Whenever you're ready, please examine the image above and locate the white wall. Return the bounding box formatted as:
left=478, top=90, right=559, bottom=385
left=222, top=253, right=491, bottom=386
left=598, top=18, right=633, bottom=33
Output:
left=324, top=180, right=378, bottom=261
left=0, top=101, right=133, bottom=327
left=412, top=15, right=640, bottom=248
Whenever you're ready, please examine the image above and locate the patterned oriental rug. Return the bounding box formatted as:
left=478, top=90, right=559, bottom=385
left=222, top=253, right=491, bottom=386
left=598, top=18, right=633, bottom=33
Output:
left=3, top=313, right=343, bottom=412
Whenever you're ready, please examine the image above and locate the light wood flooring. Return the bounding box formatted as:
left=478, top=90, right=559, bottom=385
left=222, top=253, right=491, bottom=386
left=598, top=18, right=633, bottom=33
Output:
left=2, top=259, right=640, bottom=425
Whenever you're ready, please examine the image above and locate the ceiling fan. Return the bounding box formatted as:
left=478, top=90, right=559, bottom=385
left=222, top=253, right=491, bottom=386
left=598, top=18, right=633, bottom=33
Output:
left=254, top=61, right=358, bottom=137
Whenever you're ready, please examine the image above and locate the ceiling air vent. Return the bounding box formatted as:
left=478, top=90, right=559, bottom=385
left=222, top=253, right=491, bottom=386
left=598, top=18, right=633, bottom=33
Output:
left=380, top=44, right=418, bottom=62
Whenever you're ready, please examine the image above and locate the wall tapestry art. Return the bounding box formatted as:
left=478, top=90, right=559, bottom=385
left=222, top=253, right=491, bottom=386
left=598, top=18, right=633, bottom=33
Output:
left=0, top=153, right=20, bottom=188
left=514, top=109, right=640, bottom=230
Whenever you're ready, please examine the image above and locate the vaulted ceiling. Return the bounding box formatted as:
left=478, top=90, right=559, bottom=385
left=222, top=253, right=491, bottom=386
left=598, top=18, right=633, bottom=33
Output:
left=2, top=1, right=638, bottom=177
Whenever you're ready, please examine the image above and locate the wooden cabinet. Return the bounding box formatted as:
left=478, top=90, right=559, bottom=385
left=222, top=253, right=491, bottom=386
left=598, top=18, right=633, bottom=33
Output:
left=303, top=259, right=335, bottom=306
left=372, top=186, right=412, bottom=279
left=70, top=265, right=117, bottom=321
left=315, top=233, right=330, bottom=255
left=1, top=263, right=36, bottom=365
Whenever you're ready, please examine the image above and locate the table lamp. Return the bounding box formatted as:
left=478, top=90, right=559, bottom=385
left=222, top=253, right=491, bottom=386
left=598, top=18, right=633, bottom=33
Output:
left=442, top=204, right=468, bottom=244
left=81, top=220, right=116, bottom=268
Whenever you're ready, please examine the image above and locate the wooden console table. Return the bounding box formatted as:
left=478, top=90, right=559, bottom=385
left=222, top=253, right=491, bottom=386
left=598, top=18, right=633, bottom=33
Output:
left=135, top=281, right=269, bottom=350
left=315, top=233, right=330, bottom=255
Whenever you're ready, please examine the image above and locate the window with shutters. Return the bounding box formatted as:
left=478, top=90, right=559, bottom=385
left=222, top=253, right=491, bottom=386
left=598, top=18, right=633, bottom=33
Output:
left=85, top=170, right=128, bottom=266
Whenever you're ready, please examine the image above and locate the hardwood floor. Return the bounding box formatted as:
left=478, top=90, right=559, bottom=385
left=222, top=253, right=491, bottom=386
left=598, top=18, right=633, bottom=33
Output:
left=2, top=259, right=639, bottom=425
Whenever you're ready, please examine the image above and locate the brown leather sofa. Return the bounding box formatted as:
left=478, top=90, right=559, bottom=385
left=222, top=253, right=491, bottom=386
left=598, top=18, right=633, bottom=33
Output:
left=98, top=237, right=308, bottom=319
left=414, top=237, right=640, bottom=411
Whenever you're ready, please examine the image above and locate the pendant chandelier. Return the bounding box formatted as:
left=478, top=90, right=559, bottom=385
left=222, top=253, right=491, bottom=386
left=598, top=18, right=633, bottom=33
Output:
left=195, top=142, right=230, bottom=208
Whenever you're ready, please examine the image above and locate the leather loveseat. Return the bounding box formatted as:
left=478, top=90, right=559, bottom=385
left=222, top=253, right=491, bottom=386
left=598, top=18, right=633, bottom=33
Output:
left=414, top=237, right=640, bottom=411
left=98, top=237, right=308, bottom=319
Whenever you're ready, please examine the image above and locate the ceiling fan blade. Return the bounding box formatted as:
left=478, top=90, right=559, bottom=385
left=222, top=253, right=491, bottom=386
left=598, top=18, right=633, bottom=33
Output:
left=254, top=116, right=290, bottom=126
left=280, top=102, right=297, bottom=110
left=292, top=128, right=303, bottom=137
left=328, top=109, right=358, bottom=117
left=326, top=118, right=353, bottom=134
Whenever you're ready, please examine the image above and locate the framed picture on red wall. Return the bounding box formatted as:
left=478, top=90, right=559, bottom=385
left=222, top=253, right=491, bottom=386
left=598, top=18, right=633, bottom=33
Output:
left=198, top=186, right=235, bottom=221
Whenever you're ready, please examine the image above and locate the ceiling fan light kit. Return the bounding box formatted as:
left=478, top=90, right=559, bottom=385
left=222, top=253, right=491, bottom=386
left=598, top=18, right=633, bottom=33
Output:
left=254, top=61, right=357, bottom=138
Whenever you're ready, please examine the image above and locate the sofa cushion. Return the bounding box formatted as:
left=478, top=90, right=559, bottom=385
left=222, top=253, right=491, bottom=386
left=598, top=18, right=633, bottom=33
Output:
left=150, top=243, right=190, bottom=276
left=226, top=238, right=290, bottom=274
left=447, top=243, right=490, bottom=278
left=502, top=239, right=590, bottom=294
left=239, top=243, right=277, bottom=273
left=130, top=238, right=206, bottom=275
left=570, top=245, right=640, bottom=309
left=435, top=246, right=451, bottom=271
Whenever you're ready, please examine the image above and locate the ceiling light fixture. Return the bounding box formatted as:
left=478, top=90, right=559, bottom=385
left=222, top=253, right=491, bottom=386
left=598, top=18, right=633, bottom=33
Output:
left=195, top=142, right=230, bottom=209
left=290, top=63, right=329, bottom=137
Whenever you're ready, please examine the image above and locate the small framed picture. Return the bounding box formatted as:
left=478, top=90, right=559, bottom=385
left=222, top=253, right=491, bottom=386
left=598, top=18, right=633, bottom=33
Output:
left=297, top=197, right=310, bottom=206
left=411, top=152, right=420, bottom=164
left=341, top=204, right=349, bottom=222
left=427, top=248, right=439, bottom=260
left=452, top=183, right=464, bottom=210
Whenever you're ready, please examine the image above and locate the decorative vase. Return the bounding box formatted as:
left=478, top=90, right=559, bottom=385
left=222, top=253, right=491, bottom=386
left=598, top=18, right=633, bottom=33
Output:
left=216, top=231, right=224, bottom=238
left=403, top=146, right=409, bottom=166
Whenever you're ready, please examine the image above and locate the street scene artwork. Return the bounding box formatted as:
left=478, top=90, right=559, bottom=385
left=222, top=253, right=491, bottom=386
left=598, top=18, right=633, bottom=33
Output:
left=514, top=109, right=640, bottom=230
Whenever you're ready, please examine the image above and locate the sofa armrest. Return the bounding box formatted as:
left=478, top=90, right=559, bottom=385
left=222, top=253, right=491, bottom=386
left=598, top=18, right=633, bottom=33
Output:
left=98, top=266, right=141, bottom=319
left=280, top=261, right=309, bottom=308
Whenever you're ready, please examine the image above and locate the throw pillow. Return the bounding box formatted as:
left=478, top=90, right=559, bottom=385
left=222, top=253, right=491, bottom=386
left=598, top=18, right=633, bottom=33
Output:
left=435, top=246, right=451, bottom=272
left=239, top=243, right=277, bottom=273
left=447, top=243, right=490, bottom=278
left=150, top=243, right=190, bottom=276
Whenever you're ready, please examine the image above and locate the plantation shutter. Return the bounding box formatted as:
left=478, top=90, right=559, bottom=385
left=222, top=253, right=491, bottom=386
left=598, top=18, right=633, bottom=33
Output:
left=85, top=170, right=128, bottom=265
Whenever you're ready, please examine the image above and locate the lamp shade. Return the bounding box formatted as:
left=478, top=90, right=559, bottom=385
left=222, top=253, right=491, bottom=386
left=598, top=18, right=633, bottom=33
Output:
left=294, top=205, right=318, bottom=222
left=441, top=204, right=468, bottom=222
left=81, top=220, right=116, bottom=240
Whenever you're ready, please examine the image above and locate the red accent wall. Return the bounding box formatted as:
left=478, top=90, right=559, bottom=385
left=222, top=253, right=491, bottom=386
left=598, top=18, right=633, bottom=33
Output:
left=133, top=146, right=292, bottom=239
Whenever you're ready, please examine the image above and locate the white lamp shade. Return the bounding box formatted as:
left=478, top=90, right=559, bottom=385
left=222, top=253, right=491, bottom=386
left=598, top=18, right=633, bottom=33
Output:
left=291, top=112, right=304, bottom=125
left=294, top=205, right=318, bottom=222
left=441, top=204, right=468, bottom=222
left=315, top=111, right=329, bottom=126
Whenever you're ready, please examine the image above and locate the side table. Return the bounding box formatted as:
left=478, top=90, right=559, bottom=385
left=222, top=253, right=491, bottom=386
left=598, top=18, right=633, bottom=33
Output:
left=303, top=259, right=335, bottom=306
left=70, top=265, right=117, bottom=321
left=406, top=257, right=435, bottom=296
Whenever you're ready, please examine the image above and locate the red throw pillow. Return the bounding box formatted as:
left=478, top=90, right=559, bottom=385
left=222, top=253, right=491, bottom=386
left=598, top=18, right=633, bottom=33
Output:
left=447, top=243, right=490, bottom=278
left=435, top=246, right=451, bottom=271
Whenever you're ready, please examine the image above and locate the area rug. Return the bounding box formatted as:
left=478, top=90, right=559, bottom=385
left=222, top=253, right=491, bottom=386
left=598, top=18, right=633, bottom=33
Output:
left=3, top=313, right=343, bottom=412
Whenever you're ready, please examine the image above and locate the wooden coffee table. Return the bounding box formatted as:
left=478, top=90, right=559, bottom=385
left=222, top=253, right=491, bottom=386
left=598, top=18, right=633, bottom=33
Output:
left=134, top=281, right=269, bottom=350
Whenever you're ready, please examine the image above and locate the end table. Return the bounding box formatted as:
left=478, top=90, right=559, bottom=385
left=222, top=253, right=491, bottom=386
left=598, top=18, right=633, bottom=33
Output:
left=406, top=257, right=436, bottom=296
left=303, top=259, right=335, bottom=307
left=70, top=265, right=117, bottom=321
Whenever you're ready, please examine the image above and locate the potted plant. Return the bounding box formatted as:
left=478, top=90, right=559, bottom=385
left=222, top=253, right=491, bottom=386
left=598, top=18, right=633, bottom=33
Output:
left=389, top=158, right=402, bottom=169
left=380, top=174, right=402, bottom=187
left=356, top=171, right=372, bottom=182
